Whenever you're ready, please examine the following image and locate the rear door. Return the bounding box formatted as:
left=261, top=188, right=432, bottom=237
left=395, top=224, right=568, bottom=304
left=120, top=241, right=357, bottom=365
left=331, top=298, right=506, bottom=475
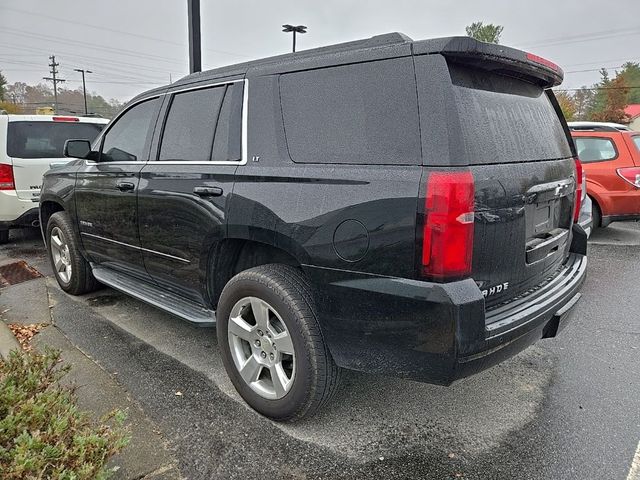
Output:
left=137, top=81, right=244, bottom=303
left=7, top=118, right=104, bottom=200
left=416, top=55, right=577, bottom=310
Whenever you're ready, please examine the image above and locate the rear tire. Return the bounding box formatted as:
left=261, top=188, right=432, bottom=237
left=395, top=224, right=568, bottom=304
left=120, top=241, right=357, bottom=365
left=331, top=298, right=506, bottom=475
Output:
left=0, top=230, right=8, bottom=244
left=591, top=198, right=603, bottom=229
left=46, top=212, right=99, bottom=295
left=217, top=264, right=341, bottom=421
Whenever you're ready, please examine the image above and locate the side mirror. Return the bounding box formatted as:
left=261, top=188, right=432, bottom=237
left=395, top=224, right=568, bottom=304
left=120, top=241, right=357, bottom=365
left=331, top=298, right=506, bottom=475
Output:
left=63, top=139, right=92, bottom=159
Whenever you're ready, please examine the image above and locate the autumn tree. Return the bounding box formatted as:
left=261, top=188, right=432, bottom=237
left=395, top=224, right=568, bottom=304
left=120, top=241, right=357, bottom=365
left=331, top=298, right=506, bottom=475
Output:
left=618, top=62, right=640, bottom=104
left=555, top=91, right=577, bottom=121
left=573, top=86, right=596, bottom=120
left=465, top=22, right=503, bottom=44
left=0, top=101, right=21, bottom=113
left=4, top=81, right=122, bottom=118
left=591, top=75, right=630, bottom=123
left=589, top=68, right=611, bottom=119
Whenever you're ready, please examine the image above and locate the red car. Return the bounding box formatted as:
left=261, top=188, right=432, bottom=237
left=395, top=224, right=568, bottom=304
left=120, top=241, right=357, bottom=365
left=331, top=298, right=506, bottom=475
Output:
left=569, top=122, right=640, bottom=228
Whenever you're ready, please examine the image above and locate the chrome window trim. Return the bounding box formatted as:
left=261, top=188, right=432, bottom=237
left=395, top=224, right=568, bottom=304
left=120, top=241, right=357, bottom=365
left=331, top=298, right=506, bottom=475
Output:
left=81, top=232, right=191, bottom=264
left=85, top=78, right=248, bottom=167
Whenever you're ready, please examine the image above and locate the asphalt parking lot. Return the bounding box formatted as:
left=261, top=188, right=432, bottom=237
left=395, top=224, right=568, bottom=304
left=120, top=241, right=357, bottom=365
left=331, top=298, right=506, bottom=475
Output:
left=1, top=224, right=639, bottom=480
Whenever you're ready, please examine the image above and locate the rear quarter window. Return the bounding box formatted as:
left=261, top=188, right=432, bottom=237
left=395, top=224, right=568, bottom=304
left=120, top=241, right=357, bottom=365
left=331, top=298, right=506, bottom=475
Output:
left=279, top=58, right=421, bottom=165
left=573, top=137, right=617, bottom=163
left=447, top=63, right=572, bottom=165
left=7, top=122, right=104, bottom=159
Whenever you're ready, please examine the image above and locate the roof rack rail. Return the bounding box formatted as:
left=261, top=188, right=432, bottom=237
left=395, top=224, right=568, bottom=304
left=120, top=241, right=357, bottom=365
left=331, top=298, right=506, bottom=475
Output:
left=567, top=121, right=630, bottom=132
left=568, top=125, right=619, bottom=132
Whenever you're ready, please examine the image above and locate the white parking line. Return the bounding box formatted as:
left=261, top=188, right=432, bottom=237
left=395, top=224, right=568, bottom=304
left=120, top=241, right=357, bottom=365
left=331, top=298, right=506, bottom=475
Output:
left=627, top=440, right=640, bottom=480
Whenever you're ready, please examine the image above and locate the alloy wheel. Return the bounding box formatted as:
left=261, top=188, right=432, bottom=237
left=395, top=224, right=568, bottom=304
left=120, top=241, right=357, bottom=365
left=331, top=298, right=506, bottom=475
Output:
left=227, top=296, right=296, bottom=400
left=50, top=226, right=73, bottom=284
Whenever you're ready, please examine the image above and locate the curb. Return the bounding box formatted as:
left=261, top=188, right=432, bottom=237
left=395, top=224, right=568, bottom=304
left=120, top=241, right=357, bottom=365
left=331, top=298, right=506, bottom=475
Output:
left=0, top=321, right=21, bottom=360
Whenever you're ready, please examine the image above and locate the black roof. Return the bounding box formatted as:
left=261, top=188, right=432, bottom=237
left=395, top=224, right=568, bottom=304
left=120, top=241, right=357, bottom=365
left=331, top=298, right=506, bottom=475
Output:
left=129, top=32, right=563, bottom=103
left=173, top=32, right=413, bottom=86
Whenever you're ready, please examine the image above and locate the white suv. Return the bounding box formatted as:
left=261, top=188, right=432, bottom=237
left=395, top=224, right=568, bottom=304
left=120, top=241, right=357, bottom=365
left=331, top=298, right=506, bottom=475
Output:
left=0, top=114, right=108, bottom=243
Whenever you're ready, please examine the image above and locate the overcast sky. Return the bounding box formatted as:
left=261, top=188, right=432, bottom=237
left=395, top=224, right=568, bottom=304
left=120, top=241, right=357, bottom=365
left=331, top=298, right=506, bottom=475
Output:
left=1, top=0, right=640, bottom=103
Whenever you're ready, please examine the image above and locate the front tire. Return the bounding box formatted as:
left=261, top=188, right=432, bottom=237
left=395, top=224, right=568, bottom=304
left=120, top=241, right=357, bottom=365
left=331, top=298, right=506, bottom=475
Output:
left=217, top=264, right=341, bottom=421
left=46, top=212, right=99, bottom=295
left=0, top=230, right=8, bottom=244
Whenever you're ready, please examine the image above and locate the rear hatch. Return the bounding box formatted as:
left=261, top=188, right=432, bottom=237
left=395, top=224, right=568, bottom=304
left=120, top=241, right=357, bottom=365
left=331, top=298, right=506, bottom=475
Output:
left=415, top=39, right=578, bottom=311
left=7, top=118, right=105, bottom=200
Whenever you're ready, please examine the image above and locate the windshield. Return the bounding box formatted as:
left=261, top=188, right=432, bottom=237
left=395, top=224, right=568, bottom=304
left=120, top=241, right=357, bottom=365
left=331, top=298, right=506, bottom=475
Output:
left=7, top=121, right=104, bottom=159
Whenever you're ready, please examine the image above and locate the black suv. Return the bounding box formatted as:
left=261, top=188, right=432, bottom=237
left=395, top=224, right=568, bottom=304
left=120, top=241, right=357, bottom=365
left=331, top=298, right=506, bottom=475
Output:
left=40, top=33, right=587, bottom=421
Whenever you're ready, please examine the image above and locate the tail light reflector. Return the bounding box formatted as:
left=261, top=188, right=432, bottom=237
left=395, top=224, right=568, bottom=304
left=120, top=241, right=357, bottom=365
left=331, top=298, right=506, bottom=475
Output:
left=574, top=158, right=583, bottom=222
left=420, top=171, right=475, bottom=281
left=617, top=167, right=640, bottom=188
left=0, top=164, right=15, bottom=190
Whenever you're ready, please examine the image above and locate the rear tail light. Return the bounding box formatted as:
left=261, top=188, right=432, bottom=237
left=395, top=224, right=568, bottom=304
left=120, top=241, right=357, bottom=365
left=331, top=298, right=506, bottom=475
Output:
left=52, top=116, right=79, bottom=122
left=419, top=171, right=475, bottom=281
left=574, top=158, right=583, bottom=222
left=526, top=52, right=560, bottom=72
left=617, top=167, right=640, bottom=188
left=0, top=164, right=15, bottom=190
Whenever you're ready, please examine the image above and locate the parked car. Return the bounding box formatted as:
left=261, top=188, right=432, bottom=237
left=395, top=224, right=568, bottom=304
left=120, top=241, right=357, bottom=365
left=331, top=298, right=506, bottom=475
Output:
left=0, top=114, right=108, bottom=243
left=40, top=33, right=587, bottom=421
left=569, top=122, right=640, bottom=228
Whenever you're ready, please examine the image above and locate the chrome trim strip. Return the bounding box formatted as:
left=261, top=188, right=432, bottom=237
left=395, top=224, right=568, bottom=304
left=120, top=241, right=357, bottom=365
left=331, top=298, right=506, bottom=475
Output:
left=80, top=232, right=191, bottom=264
left=163, top=78, right=244, bottom=95
left=84, top=78, right=248, bottom=167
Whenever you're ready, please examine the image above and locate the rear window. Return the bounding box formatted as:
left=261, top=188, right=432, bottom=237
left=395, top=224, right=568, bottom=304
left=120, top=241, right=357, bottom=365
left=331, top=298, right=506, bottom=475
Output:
left=448, top=63, right=572, bottom=165
left=632, top=136, right=640, bottom=153
left=7, top=121, right=104, bottom=159
left=574, top=137, right=617, bottom=162
left=279, top=58, right=421, bottom=165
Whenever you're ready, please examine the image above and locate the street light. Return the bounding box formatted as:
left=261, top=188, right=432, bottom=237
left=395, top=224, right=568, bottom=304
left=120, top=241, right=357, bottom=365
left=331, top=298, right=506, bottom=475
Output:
left=282, top=24, right=307, bottom=53
left=73, top=68, right=92, bottom=115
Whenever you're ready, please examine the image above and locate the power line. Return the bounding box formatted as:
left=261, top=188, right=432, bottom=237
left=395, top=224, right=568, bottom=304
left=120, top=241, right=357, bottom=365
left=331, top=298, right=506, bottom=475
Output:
left=1, top=43, right=179, bottom=81
left=517, top=26, right=640, bottom=49
left=42, top=55, right=65, bottom=113
left=3, top=6, right=251, bottom=59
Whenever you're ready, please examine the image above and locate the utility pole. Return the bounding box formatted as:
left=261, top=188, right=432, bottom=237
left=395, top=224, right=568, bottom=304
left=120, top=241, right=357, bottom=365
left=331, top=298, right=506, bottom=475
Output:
left=187, top=0, right=202, bottom=73
left=43, top=55, right=65, bottom=113
left=73, top=68, right=92, bottom=115
left=282, top=24, right=307, bottom=53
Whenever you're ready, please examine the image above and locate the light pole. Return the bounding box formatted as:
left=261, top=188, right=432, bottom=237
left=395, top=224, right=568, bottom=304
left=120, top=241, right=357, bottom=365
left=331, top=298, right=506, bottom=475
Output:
left=74, top=68, right=92, bottom=115
left=282, top=24, right=307, bottom=53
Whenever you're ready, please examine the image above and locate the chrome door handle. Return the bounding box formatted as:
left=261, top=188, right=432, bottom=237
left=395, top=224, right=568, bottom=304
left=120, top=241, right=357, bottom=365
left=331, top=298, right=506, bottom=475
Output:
left=116, top=182, right=135, bottom=192
left=193, top=186, right=223, bottom=197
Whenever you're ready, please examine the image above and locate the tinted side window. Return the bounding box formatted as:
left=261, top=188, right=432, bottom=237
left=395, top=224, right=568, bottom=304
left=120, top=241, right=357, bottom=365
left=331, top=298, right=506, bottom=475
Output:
left=100, top=98, right=160, bottom=162
left=212, top=83, right=243, bottom=162
left=159, top=86, right=225, bottom=161
left=574, top=137, right=617, bottom=162
left=280, top=58, right=421, bottom=165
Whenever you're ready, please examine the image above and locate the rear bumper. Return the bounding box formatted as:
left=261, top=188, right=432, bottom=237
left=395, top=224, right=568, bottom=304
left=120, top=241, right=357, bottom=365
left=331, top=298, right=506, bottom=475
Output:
left=0, top=190, right=40, bottom=228
left=307, top=248, right=586, bottom=385
left=601, top=213, right=640, bottom=227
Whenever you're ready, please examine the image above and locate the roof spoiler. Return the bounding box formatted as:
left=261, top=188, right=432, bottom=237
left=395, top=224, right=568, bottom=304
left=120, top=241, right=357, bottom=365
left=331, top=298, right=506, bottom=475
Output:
left=413, top=36, right=563, bottom=88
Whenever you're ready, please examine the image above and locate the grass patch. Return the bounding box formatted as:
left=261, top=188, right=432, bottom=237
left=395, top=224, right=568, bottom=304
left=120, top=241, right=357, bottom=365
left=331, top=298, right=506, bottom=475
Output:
left=0, top=349, right=130, bottom=479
